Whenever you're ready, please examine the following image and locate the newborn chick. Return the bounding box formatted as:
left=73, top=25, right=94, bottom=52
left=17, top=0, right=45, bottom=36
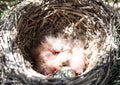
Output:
left=69, top=39, right=88, bottom=74
left=33, top=36, right=88, bottom=76
left=33, top=36, right=72, bottom=75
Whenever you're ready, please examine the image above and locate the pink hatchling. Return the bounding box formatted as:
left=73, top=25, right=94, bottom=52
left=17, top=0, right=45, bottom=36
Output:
left=33, top=36, right=88, bottom=76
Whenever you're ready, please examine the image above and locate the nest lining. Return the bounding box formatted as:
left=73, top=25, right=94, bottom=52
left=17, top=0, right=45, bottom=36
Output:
left=0, top=0, right=120, bottom=84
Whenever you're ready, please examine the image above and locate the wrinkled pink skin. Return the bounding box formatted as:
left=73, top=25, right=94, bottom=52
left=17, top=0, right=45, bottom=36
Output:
left=35, top=36, right=88, bottom=76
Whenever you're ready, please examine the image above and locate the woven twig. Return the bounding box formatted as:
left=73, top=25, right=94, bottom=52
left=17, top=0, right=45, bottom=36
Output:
left=0, top=0, right=120, bottom=85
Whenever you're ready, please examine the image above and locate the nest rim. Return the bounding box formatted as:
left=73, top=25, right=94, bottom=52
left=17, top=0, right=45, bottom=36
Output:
left=0, top=0, right=120, bottom=84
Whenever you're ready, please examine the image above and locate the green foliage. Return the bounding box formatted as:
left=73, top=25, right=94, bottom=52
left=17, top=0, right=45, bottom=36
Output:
left=0, top=0, right=21, bottom=24
left=105, top=0, right=120, bottom=2
left=117, top=0, right=120, bottom=2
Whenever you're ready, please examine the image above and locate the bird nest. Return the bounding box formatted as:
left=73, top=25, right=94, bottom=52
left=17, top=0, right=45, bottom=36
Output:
left=0, top=0, right=120, bottom=84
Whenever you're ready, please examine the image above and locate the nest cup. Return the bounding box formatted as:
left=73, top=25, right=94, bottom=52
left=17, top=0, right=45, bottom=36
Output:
left=0, top=0, right=120, bottom=84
